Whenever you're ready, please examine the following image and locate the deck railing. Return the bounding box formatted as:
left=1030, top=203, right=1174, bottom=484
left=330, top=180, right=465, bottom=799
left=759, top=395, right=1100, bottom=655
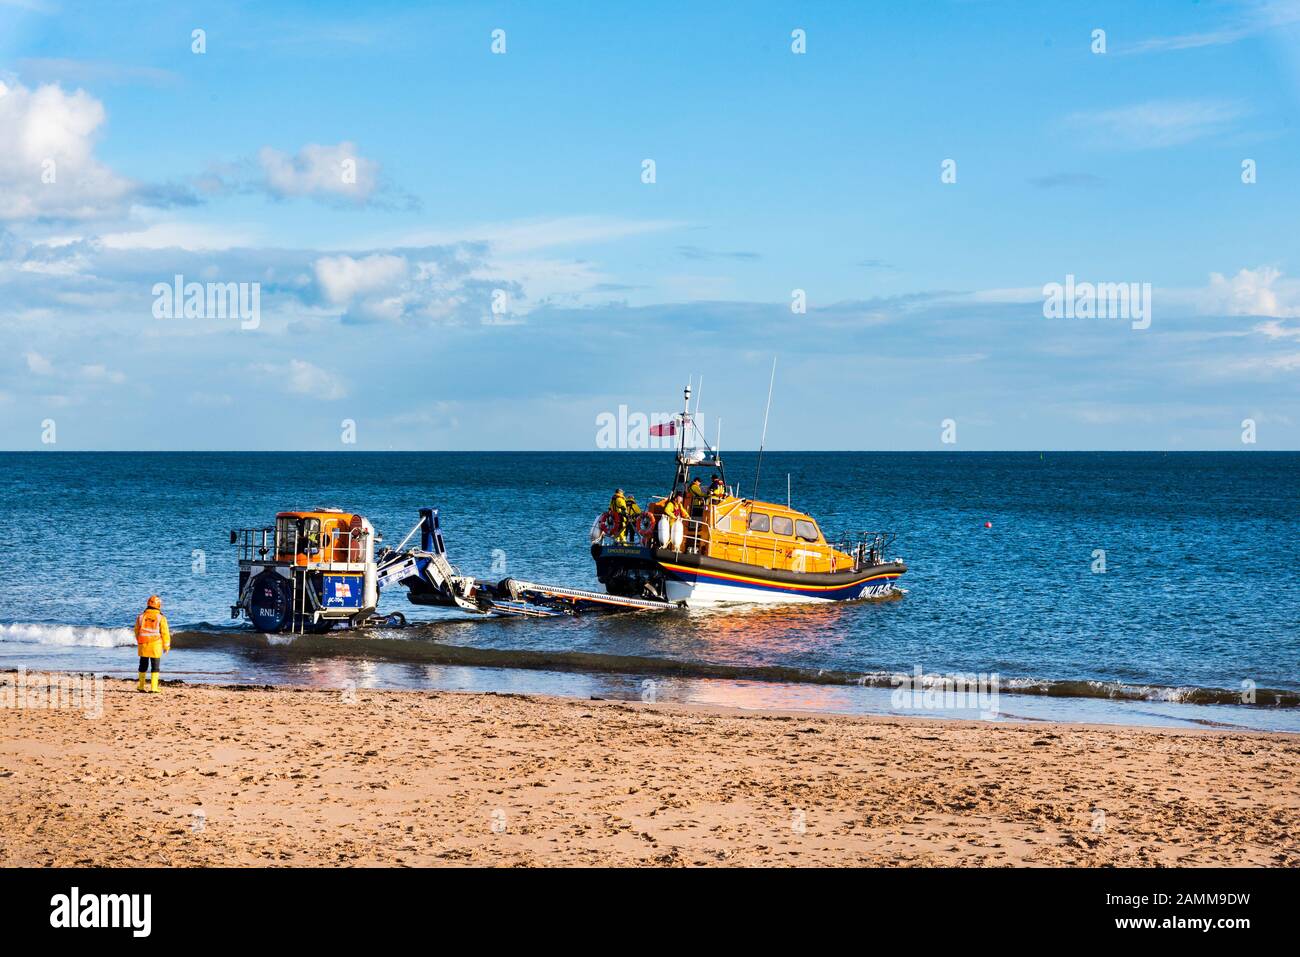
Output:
left=232, top=527, right=276, bottom=562
left=827, top=532, right=897, bottom=570
left=231, top=526, right=372, bottom=571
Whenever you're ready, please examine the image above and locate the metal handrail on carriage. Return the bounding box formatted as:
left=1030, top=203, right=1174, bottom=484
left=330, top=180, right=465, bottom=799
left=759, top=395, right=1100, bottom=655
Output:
left=231, top=525, right=371, bottom=572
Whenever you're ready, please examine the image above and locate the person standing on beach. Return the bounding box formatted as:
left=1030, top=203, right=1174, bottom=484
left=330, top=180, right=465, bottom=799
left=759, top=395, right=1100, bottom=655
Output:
left=134, top=595, right=171, bottom=694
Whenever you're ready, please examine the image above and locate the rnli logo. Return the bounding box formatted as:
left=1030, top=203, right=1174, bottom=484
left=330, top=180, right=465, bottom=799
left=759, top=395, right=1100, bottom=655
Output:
left=335, top=582, right=352, bottom=597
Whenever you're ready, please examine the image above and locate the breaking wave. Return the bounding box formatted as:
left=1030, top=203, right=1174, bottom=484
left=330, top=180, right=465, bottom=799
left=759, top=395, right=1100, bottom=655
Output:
left=0, top=622, right=135, bottom=649
left=171, top=628, right=1300, bottom=708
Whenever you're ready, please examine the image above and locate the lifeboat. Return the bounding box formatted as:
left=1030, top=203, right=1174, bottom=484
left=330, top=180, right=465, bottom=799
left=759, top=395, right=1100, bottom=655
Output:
left=591, top=387, right=907, bottom=607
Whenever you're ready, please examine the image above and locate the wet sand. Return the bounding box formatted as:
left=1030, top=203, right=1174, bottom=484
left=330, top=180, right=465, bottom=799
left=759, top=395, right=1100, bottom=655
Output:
left=1, top=679, right=1296, bottom=867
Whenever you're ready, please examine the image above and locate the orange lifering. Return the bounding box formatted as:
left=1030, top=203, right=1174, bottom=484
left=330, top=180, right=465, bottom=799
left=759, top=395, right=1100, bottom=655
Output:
left=347, top=515, right=366, bottom=562
left=636, top=512, right=656, bottom=542
left=598, top=510, right=621, bottom=536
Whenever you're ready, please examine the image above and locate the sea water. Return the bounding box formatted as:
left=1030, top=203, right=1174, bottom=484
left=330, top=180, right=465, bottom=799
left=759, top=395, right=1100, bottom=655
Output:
left=2, top=451, right=1297, bottom=731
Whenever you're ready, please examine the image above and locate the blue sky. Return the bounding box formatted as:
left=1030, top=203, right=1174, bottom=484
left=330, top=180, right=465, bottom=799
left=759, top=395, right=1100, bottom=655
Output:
left=1, top=0, right=1299, bottom=450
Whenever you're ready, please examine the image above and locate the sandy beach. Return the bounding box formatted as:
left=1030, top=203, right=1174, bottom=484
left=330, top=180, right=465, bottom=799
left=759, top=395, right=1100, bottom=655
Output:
left=1, top=679, right=1297, bottom=867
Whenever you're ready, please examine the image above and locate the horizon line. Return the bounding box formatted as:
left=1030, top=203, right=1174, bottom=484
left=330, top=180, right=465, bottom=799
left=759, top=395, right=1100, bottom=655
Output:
left=0, top=448, right=1292, bottom=455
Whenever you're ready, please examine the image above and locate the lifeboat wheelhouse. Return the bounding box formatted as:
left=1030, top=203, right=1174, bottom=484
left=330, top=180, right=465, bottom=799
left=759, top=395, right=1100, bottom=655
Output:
left=591, top=388, right=906, bottom=607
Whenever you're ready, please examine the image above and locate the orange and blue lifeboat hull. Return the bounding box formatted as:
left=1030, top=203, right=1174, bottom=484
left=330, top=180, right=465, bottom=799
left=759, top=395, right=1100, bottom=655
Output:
left=593, top=544, right=906, bottom=607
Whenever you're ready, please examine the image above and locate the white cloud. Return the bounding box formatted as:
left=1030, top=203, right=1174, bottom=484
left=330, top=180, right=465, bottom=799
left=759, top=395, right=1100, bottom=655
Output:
left=98, top=221, right=261, bottom=251
left=286, top=359, right=345, bottom=399
left=187, top=391, right=234, bottom=407
left=959, top=286, right=1042, bottom=304
left=1204, top=266, right=1300, bottom=318
left=24, top=350, right=53, bottom=374
left=314, top=253, right=408, bottom=304
left=394, top=215, right=682, bottom=254
left=257, top=142, right=379, bottom=203
left=1260, top=352, right=1300, bottom=371
left=251, top=359, right=348, bottom=400
left=0, top=80, right=136, bottom=220
left=1186, top=267, right=1300, bottom=377
left=1215, top=351, right=1300, bottom=375
left=1254, top=319, right=1300, bottom=338
left=21, top=350, right=125, bottom=386
left=1061, top=99, right=1245, bottom=149
left=468, top=257, right=613, bottom=306
left=1126, top=0, right=1300, bottom=54
left=384, top=216, right=686, bottom=313
left=310, top=251, right=511, bottom=324
left=79, top=363, right=126, bottom=384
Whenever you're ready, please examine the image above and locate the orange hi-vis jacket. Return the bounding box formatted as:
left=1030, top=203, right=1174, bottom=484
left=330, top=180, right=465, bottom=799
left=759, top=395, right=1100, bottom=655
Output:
left=134, top=608, right=171, bottom=659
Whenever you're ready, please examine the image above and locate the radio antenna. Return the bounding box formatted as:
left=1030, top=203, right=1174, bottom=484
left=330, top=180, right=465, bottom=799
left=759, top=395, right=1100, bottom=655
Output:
left=694, top=376, right=704, bottom=450
left=752, top=357, right=777, bottom=500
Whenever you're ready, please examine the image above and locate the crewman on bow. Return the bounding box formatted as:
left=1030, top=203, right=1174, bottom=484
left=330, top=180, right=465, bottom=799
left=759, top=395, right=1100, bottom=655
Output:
left=708, top=475, right=726, bottom=502
left=685, top=476, right=706, bottom=513
left=663, top=492, right=689, bottom=550
left=608, top=488, right=628, bottom=540
left=134, top=595, right=171, bottom=694
left=623, top=494, right=642, bottom=543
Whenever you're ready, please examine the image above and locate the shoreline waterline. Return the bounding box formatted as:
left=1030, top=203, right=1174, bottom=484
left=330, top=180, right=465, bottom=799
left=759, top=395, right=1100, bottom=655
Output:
left=5, top=621, right=1298, bottom=733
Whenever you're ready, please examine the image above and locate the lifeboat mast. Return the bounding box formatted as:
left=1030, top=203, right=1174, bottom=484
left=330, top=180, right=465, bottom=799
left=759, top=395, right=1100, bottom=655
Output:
left=671, top=382, right=725, bottom=494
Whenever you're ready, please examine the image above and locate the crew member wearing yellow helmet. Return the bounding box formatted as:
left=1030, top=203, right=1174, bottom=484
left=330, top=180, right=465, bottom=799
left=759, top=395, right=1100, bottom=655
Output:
left=608, top=488, right=629, bottom=541
left=134, top=595, right=171, bottom=694
left=622, top=494, right=642, bottom=543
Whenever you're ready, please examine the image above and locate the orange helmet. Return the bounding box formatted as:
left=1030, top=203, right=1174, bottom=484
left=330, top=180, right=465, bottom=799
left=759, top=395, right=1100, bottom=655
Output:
left=146, top=595, right=162, bottom=610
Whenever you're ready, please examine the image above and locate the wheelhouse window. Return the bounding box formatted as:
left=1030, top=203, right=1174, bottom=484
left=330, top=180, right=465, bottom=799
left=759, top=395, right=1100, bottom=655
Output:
left=795, top=519, right=819, bottom=542
left=771, top=516, right=794, bottom=536
left=277, top=517, right=322, bottom=555
left=748, top=512, right=770, bottom=533
left=276, top=516, right=297, bottom=552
